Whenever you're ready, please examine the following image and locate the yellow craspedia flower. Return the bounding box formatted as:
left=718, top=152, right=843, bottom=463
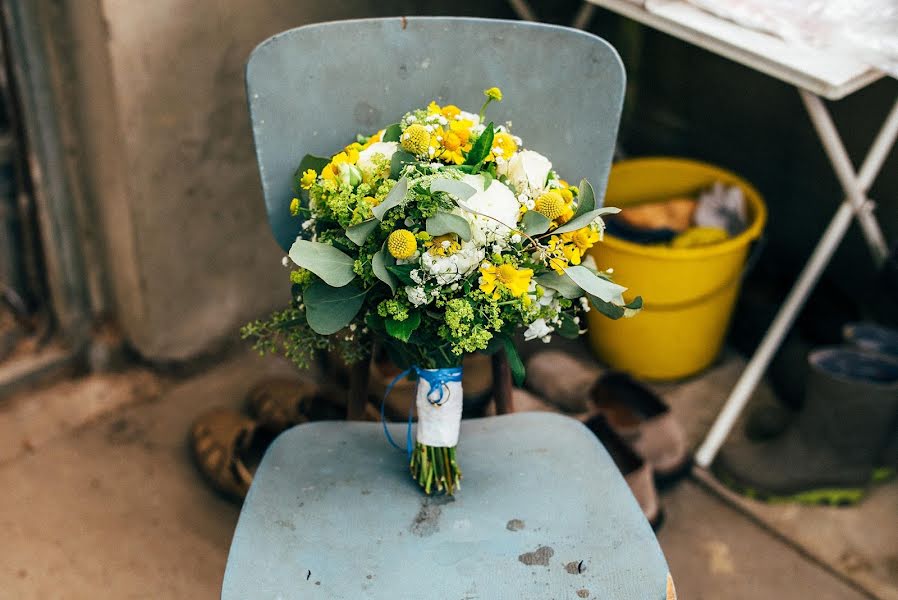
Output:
left=289, top=197, right=301, bottom=216
left=299, top=169, right=317, bottom=190
left=479, top=263, right=533, bottom=298
left=387, top=229, right=417, bottom=259
left=484, top=87, right=503, bottom=102
left=535, top=191, right=566, bottom=220
left=492, top=132, right=518, bottom=159
left=401, top=123, right=431, bottom=155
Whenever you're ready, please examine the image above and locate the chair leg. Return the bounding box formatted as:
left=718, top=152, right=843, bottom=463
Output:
left=492, top=350, right=515, bottom=414
left=347, top=356, right=371, bottom=421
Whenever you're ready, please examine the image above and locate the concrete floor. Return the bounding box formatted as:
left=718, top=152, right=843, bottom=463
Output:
left=0, top=351, right=891, bottom=599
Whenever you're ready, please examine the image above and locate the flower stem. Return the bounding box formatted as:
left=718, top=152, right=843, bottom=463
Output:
left=410, top=441, right=461, bottom=496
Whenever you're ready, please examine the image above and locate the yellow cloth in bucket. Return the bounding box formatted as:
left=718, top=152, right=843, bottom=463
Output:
left=671, top=226, right=729, bottom=249
left=587, top=158, right=766, bottom=381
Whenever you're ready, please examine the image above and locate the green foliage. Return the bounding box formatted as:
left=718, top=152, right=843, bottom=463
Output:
left=304, top=281, right=367, bottom=334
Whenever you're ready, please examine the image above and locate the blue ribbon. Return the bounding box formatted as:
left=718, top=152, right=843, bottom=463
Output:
left=380, top=366, right=463, bottom=458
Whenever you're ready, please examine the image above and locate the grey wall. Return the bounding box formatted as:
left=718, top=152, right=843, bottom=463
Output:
left=51, top=0, right=515, bottom=361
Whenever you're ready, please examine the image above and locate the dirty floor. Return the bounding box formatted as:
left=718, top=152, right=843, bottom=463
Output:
left=0, top=350, right=892, bottom=599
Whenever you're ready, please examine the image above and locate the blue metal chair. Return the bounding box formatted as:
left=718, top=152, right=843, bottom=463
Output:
left=223, top=17, right=670, bottom=599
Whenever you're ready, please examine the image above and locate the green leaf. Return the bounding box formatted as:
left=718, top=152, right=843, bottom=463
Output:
left=564, top=265, right=627, bottom=303
left=573, top=179, right=596, bottom=219
left=522, top=211, right=550, bottom=235
left=386, top=263, right=416, bottom=286
left=557, top=314, right=580, bottom=338
left=535, top=272, right=582, bottom=299
left=288, top=240, right=356, bottom=287
left=304, top=281, right=367, bottom=335
left=501, top=335, right=526, bottom=386
left=385, top=311, right=421, bottom=342
left=382, top=123, right=402, bottom=142
left=588, top=294, right=624, bottom=319
left=372, top=248, right=397, bottom=293
left=426, top=212, right=472, bottom=242
left=345, top=219, right=379, bottom=246
left=430, top=178, right=477, bottom=202
left=390, top=150, right=416, bottom=179
left=481, top=171, right=493, bottom=189
left=464, top=122, right=494, bottom=167
left=551, top=207, right=621, bottom=235
left=372, top=176, right=408, bottom=220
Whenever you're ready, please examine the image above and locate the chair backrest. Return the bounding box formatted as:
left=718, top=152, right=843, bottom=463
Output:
left=246, top=17, right=625, bottom=250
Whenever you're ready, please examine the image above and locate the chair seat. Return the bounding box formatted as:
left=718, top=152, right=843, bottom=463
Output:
left=222, top=412, right=668, bottom=599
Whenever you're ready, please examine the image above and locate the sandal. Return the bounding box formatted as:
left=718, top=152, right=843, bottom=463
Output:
left=190, top=408, right=260, bottom=501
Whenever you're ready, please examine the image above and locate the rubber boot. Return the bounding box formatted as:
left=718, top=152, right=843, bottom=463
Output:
left=714, top=347, right=898, bottom=505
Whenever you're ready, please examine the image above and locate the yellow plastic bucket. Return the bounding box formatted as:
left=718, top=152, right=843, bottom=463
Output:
left=587, top=157, right=767, bottom=380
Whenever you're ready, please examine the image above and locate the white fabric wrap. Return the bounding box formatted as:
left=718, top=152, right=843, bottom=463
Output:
left=415, top=373, right=463, bottom=447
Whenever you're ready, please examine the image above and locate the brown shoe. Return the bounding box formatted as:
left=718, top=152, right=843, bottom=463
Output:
left=584, top=414, right=663, bottom=530
left=591, top=372, right=691, bottom=488
left=189, top=408, right=261, bottom=501
left=524, top=350, right=601, bottom=413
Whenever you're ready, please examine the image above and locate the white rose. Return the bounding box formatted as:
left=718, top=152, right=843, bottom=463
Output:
left=406, top=285, right=429, bottom=307
left=356, top=141, right=398, bottom=181
left=458, top=174, right=520, bottom=242
left=506, top=150, right=552, bottom=195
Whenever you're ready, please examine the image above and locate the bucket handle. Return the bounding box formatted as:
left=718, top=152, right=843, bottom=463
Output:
left=640, top=234, right=767, bottom=311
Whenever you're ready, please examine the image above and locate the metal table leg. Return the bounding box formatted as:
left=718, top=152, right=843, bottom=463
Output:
left=695, top=93, right=898, bottom=468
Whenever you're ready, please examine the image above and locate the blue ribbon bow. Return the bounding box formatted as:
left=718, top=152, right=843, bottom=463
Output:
left=381, top=366, right=463, bottom=457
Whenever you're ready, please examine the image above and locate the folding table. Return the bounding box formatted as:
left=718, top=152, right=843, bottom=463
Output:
left=509, top=0, right=894, bottom=468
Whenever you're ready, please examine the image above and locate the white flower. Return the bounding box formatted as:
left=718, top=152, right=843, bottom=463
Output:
left=510, top=233, right=522, bottom=244
left=458, top=174, right=520, bottom=242
left=406, top=286, right=429, bottom=307
left=420, top=241, right=484, bottom=285
left=356, top=141, right=398, bottom=181
left=506, top=150, right=552, bottom=195
left=281, top=256, right=290, bottom=267
left=524, top=318, right=554, bottom=341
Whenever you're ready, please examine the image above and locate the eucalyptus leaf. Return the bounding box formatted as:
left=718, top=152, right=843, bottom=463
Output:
left=385, top=311, right=421, bottom=342
left=372, top=176, right=408, bottom=220
left=557, top=314, right=580, bottom=338
left=304, top=281, right=367, bottom=335
left=550, top=207, right=621, bottom=235
left=573, top=179, right=596, bottom=219
left=535, top=272, right=582, bottom=299
left=588, top=294, right=625, bottom=320
left=522, top=211, right=550, bottom=236
left=564, top=265, right=627, bottom=303
left=382, top=123, right=402, bottom=142
left=390, top=150, right=416, bottom=179
left=372, top=248, right=397, bottom=293
left=288, top=239, right=356, bottom=287
left=426, top=212, right=472, bottom=242
left=430, top=178, right=476, bottom=202
left=345, top=219, right=379, bottom=246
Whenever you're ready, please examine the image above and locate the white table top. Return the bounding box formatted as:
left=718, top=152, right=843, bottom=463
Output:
left=587, top=0, right=883, bottom=100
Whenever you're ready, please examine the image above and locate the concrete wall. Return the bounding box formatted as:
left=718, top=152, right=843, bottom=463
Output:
left=48, top=2, right=896, bottom=362
left=52, top=0, right=515, bottom=361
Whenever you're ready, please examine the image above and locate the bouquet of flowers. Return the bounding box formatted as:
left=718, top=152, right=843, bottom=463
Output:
left=243, top=87, right=641, bottom=495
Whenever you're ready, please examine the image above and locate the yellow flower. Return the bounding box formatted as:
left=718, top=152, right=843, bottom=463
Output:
left=562, top=227, right=600, bottom=254
left=401, top=123, right=431, bottom=156
left=364, top=195, right=381, bottom=207
left=427, top=101, right=442, bottom=115
left=387, top=229, right=417, bottom=259
left=427, top=234, right=461, bottom=257
left=441, top=104, right=461, bottom=119
left=561, top=243, right=583, bottom=265
left=535, top=191, right=566, bottom=220
left=484, top=87, right=503, bottom=102
left=299, top=169, right=317, bottom=190
left=549, top=256, right=568, bottom=275
left=289, top=197, right=301, bottom=216
left=479, top=263, right=533, bottom=299
left=361, top=130, right=384, bottom=149
left=331, top=149, right=358, bottom=165
left=491, top=132, right=518, bottom=160
left=321, top=163, right=336, bottom=181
